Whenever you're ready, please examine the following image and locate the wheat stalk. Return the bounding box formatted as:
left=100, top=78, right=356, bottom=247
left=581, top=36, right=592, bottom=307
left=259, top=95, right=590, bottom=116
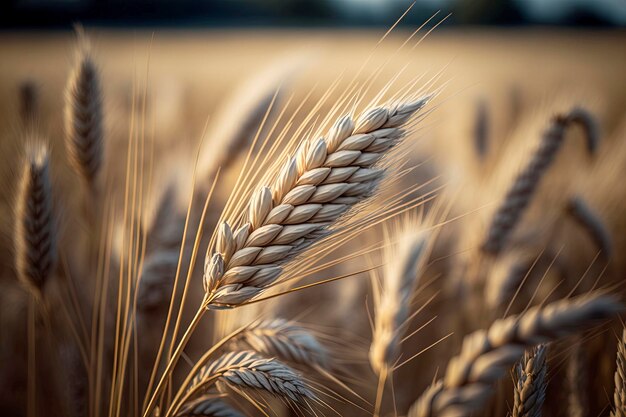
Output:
left=482, top=107, right=598, bottom=255
left=15, top=143, right=57, bottom=296
left=370, top=230, right=429, bottom=374
left=566, top=196, right=612, bottom=259
left=235, top=318, right=329, bottom=368
left=566, top=339, right=588, bottom=417
left=185, top=350, right=315, bottom=404
left=512, top=345, right=547, bottom=417
left=612, top=329, right=626, bottom=417
left=64, top=35, right=104, bottom=187
left=203, top=96, right=431, bottom=307
left=408, top=293, right=620, bottom=417
left=176, top=396, right=245, bottom=417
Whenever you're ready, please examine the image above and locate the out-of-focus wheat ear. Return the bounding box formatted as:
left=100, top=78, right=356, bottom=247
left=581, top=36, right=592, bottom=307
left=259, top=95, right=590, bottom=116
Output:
left=19, top=80, right=39, bottom=125
left=176, top=396, right=245, bottom=417
left=512, top=345, right=547, bottom=417
left=186, top=351, right=315, bottom=404
left=485, top=248, right=535, bottom=310
left=566, top=196, right=612, bottom=259
left=369, top=231, right=428, bottom=375
left=203, top=96, right=431, bottom=307
left=567, top=339, right=588, bottom=417
left=15, top=143, right=57, bottom=297
left=64, top=34, right=104, bottom=188
left=236, top=318, right=330, bottom=369
left=473, top=98, right=489, bottom=158
left=408, top=293, right=621, bottom=417
left=481, top=107, right=600, bottom=255
left=612, top=329, right=626, bottom=417
left=137, top=184, right=185, bottom=312
left=198, top=55, right=304, bottom=182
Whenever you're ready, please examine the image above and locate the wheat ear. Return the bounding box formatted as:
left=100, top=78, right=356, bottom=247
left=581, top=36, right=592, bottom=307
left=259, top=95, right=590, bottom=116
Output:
left=137, top=185, right=185, bottom=312
left=64, top=37, right=104, bottom=187
left=203, top=97, right=431, bottom=307
left=566, top=196, right=612, bottom=259
left=19, top=80, right=39, bottom=125
left=186, top=350, right=315, bottom=404
left=236, top=318, right=329, bottom=368
left=370, top=231, right=428, bottom=374
left=474, top=98, right=489, bottom=158
left=15, top=143, right=57, bottom=296
left=482, top=107, right=599, bottom=255
left=408, top=293, right=620, bottom=417
left=512, top=344, right=547, bottom=417
left=485, top=249, right=535, bottom=310
left=176, top=396, right=245, bottom=417
left=612, top=329, right=626, bottom=417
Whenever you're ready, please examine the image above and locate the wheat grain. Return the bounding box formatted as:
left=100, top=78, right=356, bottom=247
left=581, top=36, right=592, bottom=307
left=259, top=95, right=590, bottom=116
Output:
left=482, top=107, right=599, bottom=255
left=203, top=96, right=431, bottom=307
left=64, top=36, right=104, bottom=187
left=236, top=318, right=329, bottom=368
left=15, top=143, right=57, bottom=296
left=187, top=350, right=315, bottom=404
left=512, top=345, right=547, bottom=417
left=176, top=396, right=245, bottom=417
left=370, top=231, right=429, bottom=374
left=566, top=196, right=612, bottom=259
left=408, top=293, right=620, bottom=417
left=612, top=329, right=626, bottom=417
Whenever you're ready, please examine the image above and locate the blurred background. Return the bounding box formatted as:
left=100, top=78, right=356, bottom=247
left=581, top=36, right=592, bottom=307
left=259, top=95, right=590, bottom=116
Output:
left=2, top=0, right=626, bottom=28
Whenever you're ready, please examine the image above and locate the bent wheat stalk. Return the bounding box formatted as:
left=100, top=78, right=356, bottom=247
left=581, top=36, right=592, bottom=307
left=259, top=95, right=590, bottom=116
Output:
left=408, top=293, right=620, bottom=417
left=566, top=196, right=612, bottom=259
left=15, top=143, right=57, bottom=297
left=204, top=96, right=431, bottom=307
left=513, top=345, right=547, bottom=417
left=482, top=107, right=599, bottom=255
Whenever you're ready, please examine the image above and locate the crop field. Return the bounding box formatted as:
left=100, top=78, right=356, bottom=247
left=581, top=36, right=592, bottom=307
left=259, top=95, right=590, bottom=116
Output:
left=0, top=28, right=625, bottom=417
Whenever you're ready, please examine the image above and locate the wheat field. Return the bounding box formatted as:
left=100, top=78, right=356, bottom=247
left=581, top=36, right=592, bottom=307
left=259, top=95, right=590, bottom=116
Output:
left=0, top=27, right=625, bottom=417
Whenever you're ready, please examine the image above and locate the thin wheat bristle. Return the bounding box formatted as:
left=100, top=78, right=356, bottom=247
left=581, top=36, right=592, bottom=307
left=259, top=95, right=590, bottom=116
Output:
left=203, top=96, right=431, bottom=307
left=513, top=345, right=547, bottom=417
left=64, top=39, right=104, bottom=186
left=482, top=107, right=599, bottom=255
left=176, top=396, right=245, bottom=417
left=187, top=350, right=315, bottom=404
left=612, top=329, right=626, bottom=417
left=15, top=143, right=57, bottom=295
left=567, top=339, right=588, bottom=417
left=236, top=318, right=330, bottom=368
left=370, top=230, right=429, bottom=374
left=566, top=196, right=612, bottom=259
left=408, top=293, right=621, bottom=417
